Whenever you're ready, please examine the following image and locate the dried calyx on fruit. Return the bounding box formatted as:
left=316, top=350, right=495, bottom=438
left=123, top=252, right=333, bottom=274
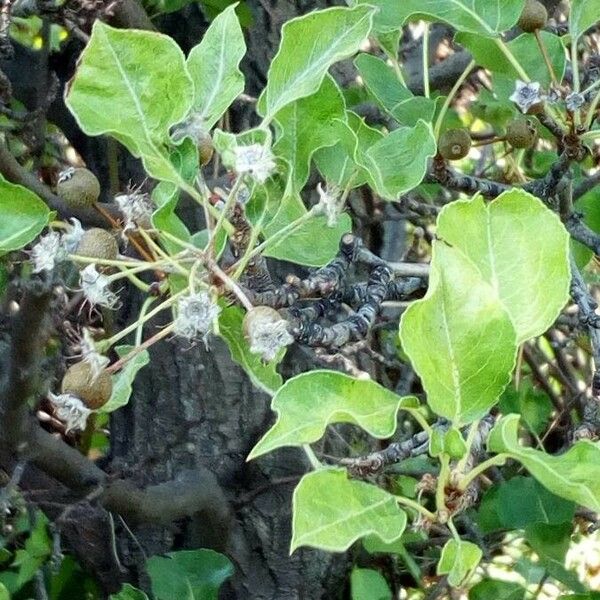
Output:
left=506, top=117, right=538, bottom=149
left=438, top=128, right=472, bottom=161
left=243, top=306, right=294, bottom=362
left=56, top=167, right=101, bottom=208
left=518, top=0, right=548, bottom=33
left=47, top=392, right=92, bottom=433
left=61, top=361, right=113, bottom=410
left=76, top=228, right=119, bottom=261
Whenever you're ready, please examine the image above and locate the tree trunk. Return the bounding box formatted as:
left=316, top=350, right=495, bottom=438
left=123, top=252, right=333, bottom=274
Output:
left=1, top=1, right=377, bottom=596
left=94, top=2, right=349, bottom=597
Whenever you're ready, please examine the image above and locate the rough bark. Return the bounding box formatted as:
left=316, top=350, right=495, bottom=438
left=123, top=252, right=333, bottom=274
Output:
left=0, top=1, right=352, bottom=598
left=0, top=1, right=403, bottom=597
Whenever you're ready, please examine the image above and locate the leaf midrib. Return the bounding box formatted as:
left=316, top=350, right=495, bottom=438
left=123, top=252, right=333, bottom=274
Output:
left=99, top=26, right=157, bottom=153
left=266, top=9, right=371, bottom=118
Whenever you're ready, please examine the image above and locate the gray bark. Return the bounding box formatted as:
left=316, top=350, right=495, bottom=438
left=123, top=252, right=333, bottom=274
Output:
left=0, top=2, right=393, bottom=597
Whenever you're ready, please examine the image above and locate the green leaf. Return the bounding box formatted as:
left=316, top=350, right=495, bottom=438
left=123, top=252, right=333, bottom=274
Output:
left=525, top=522, right=584, bottom=592
left=351, top=568, right=392, bottom=600
left=0, top=263, right=7, bottom=297
left=488, top=414, right=600, bottom=512
left=261, top=189, right=352, bottom=267
left=186, top=4, right=245, bottom=131
left=363, top=533, right=419, bottom=556
left=354, top=54, right=436, bottom=126
left=358, top=0, right=525, bottom=36
left=437, top=190, right=570, bottom=343
left=147, top=549, right=233, bottom=600
left=0, top=583, right=8, bottom=600
left=456, top=32, right=566, bottom=88
left=199, top=0, right=253, bottom=27
left=498, top=383, right=553, bottom=435
left=0, top=176, right=50, bottom=255
left=248, top=370, right=417, bottom=459
left=570, top=0, right=598, bottom=41
left=400, top=242, right=517, bottom=425
left=314, top=112, right=383, bottom=188
left=476, top=485, right=504, bottom=533
left=429, top=427, right=467, bottom=459
left=561, top=595, right=600, bottom=600
left=218, top=305, right=283, bottom=395
left=358, top=120, right=436, bottom=200
left=572, top=186, right=600, bottom=268
left=469, top=580, right=524, bottom=600
left=66, top=22, right=194, bottom=184
left=110, top=584, right=150, bottom=600
left=152, top=182, right=192, bottom=253
left=491, top=476, right=575, bottom=530
left=437, top=539, right=482, bottom=587
left=273, top=75, right=346, bottom=191
left=257, top=5, right=375, bottom=121
left=151, top=139, right=199, bottom=253
left=291, top=468, right=407, bottom=552
left=471, top=88, right=516, bottom=129
left=100, top=345, right=150, bottom=413
left=13, top=512, right=51, bottom=589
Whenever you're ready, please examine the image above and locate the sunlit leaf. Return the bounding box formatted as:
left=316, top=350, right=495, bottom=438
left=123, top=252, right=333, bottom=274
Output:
left=66, top=22, right=194, bottom=184
left=101, top=345, right=150, bottom=413
left=0, top=176, right=50, bottom=255
left=248, top=370, right=418, bottom=459
left=357, top=0, right=525, bottom=36
left=357, top=120, right=436, bottom=200
left=400, top=242, right=516, bottom=425
left=257, top=5, right=375, bottom=121
left=186, top=4, right=246, bottom=131
left=261, top=188, right=351, bottom=267
left=437, top=190, right=570, bottom=343
left=437, top=539, right=482, bottom=587
left=291, top=468, right=407, bottom=552
left=488, top=414, right=600, bottom=512
left=273, top=75, right=346, bottom=191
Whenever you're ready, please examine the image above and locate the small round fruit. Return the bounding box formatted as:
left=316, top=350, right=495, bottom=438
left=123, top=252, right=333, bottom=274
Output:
left=56, top=168, right=101, bottom=209
left=518, top=0, right=547, bottom=33
left=198, top=133, right=214, bottom=166
left=506, top=117, right=537, bottom=148
left=242, top=306, right=282, bottom=339
left=61, top=362, right=112, bottom=410
left=438, top=128, right=472, bottom=160
left=76, top=228, right=119, bottom=261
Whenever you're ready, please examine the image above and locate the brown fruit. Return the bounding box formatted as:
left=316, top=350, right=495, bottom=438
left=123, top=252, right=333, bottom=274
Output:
left=506, top=117, right=537, bottom=148
left=76, top=228, right=119, bottom=261
left=198, top=133, right=214, bottom=166
left=438, top=128, right=472, bottom=160
left=518, top=0, right=548, bottom=32
left=61, top=362, right=112, bottom=410
left=56, top=167, right=101, bottom=208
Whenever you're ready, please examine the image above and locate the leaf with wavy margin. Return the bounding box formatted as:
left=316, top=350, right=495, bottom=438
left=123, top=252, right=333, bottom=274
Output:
left=66, top=22, right=194, bottom=184
left=291, top=469, right=406, bottom=552
left=248, top=371, right=418, bottom=460
left=488, top=414, right=600, bottom=512
left=437, top=190, right=570, bottom=343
